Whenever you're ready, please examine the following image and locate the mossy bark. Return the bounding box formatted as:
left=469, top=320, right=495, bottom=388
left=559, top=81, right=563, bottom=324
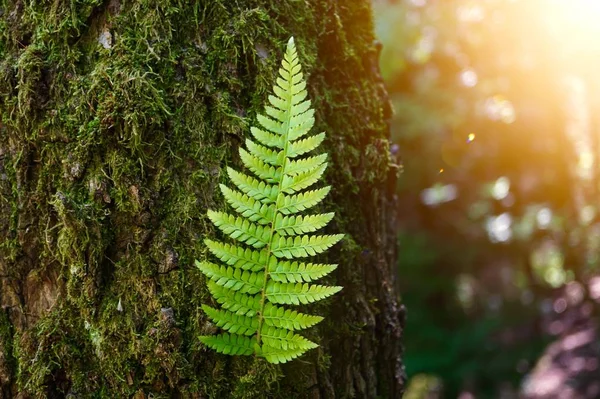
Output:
left=0, top=0, right=404, bottom=397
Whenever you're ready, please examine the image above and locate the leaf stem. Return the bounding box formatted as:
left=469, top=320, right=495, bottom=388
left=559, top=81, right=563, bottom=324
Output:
left=256, top=51, right=295, bottom=346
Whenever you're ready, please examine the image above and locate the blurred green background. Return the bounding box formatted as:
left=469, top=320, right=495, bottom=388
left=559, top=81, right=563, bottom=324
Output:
left=373, top=0, right=600, bottom=397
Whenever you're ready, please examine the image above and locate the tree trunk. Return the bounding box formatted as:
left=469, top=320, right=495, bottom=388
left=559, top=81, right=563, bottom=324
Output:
left=0, top=1, right=404, bottom=397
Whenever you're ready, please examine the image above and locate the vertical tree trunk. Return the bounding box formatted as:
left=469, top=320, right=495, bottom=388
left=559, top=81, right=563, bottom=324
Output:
left=0, top=1, right=404, bottom=397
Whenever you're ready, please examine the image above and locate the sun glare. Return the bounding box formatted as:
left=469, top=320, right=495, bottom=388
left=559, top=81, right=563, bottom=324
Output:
left=550, top=0, right=600, bottom=34
left=571, top=0, right=600, bottom=13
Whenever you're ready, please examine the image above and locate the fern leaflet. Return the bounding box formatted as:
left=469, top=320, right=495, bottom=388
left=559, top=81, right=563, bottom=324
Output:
left=197, top=37, right=343, bottom=364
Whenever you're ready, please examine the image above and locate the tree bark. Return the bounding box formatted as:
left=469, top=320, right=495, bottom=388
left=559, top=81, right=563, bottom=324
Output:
left=0, top=0, right=404, bottom=397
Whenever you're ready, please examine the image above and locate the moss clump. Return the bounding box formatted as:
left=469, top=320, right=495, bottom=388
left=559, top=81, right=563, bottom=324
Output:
left=0, top=0, right=403, bottom=397
left=0, top=308, right=15, bottom=395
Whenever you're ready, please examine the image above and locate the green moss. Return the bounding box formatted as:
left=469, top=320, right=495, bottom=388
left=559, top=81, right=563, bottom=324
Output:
left=231, top=358, right=283, bottom=399
left=0, top=309, right=15, bottom=389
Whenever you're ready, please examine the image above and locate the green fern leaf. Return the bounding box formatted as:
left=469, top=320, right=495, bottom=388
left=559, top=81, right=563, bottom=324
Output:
left=272, top=234, right=344, bottom=258
left=196, top=261, right=263, bottom=294
left=264, top=105, right=286, bottom=122
left=219, top=185, right=273, bottom=225
left=266, top=282, right=342, bottom=305
left=206, top=281, right=261, bottom=316
left=288, top=112, right=315, bottom=142
left=259, top=345, right=307, bottom=364
left=284, top=153, right=327, bottom=176
left=207, top=211, right=270, bottom=248
left=268, top=260, right=337, bottom=283
left=199, top=334, right=256, bottom=356
left=250, top=126, right=284, bottom=148
left=275, top=213, right=334, bottom=235
left=239, top=148, right=281, bottom=183
left=287, top=133, right=326, bottom=158
left=257, top=115, right=286, bottom=136
left=227, top=168, right=279, bottom=204
left=277, top=187, right=331, bottom=215
left=259, top=326, right=318, bottom=351
left=202, top=305, right=258, bottom=336
left=245, top=138, right=284, bottom=166
left=281, top=162, right=327, bottom=194
left=196, top=36, right=343, bottom=364
left=288, top=99, right=311, bottom=116
left=204, top=239, right=267, bottom=271
left=262, top=303, right=323, bottom=330
left=208, top=282, right=322, bottom=330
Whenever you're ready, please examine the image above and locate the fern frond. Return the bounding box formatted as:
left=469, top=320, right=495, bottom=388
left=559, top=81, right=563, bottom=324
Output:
left=219, top=185, right=273, bottom=225
left=199, top=334, right=256, bottom=356
left=284, top=153, right=327, bottom=176
left=259, top=326, right=318, bottom=351
left=275, top=213, right=334, bottom=236
left=264, top=105, right=286, bottom=122
left=202, top=305, right=258, bottom=336
left=262, top=303, right=323, bottom=331
left=207, top=211, right=270, bottom=248
left=197, top=36, right=343, bottom=364
left=208, top=282, right=322, bottom=330
left=288, top=109, right=315, bottom=142
left=196, top=261, right=263, bottom=294
left=257, top=115, right=286, bottom=136
left=266, top=282, right=342, bottom=305
left=268, top=260, right=337, bottom=283
left=277, top=187, right=331, bottom=215
left=287, top=133, right=326, bottom=158
left=207, top=282, right=261, bottom=316
left=204, top=240, right=267, bottom=271
left=245, top=139, right=282, bottom=166
left=239, top=148, right=281, bottom=183
left=259, top=344, right=307, bottom=364
left=281, top=162, right=327, bottom=194
left=250, top=126, right=284, bottom=148
left=272, top=234, right=345, bottom=258
left=227, top=168, right=279, bottom=204
left=268, top=94, right=287, bottom=111
left=289, top=99, right=311, bottom=116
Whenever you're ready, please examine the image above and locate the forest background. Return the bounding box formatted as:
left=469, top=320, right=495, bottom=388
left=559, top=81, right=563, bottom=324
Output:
left=376, top=0, right=600, bottom=397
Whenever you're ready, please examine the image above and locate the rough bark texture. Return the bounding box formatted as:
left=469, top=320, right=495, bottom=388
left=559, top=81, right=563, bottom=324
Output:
left=0, top=0, right=404, bottom=397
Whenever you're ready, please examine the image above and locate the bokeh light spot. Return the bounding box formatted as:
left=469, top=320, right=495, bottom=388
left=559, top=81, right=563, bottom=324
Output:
left=460, top=69, right=478, bottom=87
left=492, top=177, right=510, bottom=200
